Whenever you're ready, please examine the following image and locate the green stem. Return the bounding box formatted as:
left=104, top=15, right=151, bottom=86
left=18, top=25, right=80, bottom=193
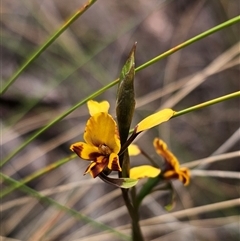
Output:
left=1, top=0, right=98, bottom=95
left=172, top=91, right=240, bottom=118
left=121, top=189, right=144, bottom=241
left=130, top=187, right=144, bottom=241
left=0, top=173, right=131, bottom=241
left=132, top=214, right=144, bottom=241
left=119, top=148, right=144, bottom=240
left=135, top=16, right=240, bottom=72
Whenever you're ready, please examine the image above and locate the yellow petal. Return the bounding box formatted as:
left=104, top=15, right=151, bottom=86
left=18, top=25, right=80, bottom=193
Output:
left=107, top=153, right=122, bottom=171
left=70, top=142, right=99, bottom=160
left=84, top=112, right=120, bottom=154
left=128, top=144, right=141, bottom=156
left=87, top=100, right=110, bottom=116
left=130, top=165, right=161, bottom=179
left=136, top=109, right=175, bottom=133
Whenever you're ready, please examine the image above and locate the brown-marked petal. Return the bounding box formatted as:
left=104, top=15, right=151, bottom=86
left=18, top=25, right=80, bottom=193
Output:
left=179, top=168, right=190, bottom=186
left=107, top=153, right=121, bottom=171
left=70, top=142, right=99, bottom=160
left=154, top=138, right=190, bottom=186
left=163, top=170, right=179, bottom=179
left=85, top=160, right=108, bottom=178
left=164, top=169, right=190, bottom=186
left=84, top=162, right=96, bottom=176
left=87, top=100, right=110, bottom=116
left=136, top=109, right=175, bottom=133
left=130, top=165, right=161, bottom=179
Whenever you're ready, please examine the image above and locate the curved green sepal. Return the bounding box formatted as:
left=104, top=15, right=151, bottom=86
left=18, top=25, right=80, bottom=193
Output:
left=99, top=173, right=138, bottom=189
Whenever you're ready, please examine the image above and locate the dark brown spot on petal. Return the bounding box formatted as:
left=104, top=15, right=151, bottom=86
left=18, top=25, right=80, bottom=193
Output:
left=84, top=162, right=96, bottom=176
left=95, top=156, right=108, bottom=164
left=71, top=145, right=84, bottom=157
left=90, top=162, right=108, bottom=178
left=109, top=157, right=122, bottom=171
left=89, top=152, right=102, bottom=160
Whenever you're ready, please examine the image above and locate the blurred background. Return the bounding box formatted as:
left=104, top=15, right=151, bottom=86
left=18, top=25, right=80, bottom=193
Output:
left=1, top=0, right=240, bottom=240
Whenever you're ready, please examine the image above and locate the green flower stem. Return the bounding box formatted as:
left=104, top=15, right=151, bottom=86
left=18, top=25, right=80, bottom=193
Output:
left=2, top=17, right=239, bottom=167
left=130, top=187, right=144, bottom=241
left=121, top=189, right=144, bottom=241
left=0, top=173, right=131, bottom=241
left=172, top=91, right=240, bottom=118
left=135, top=16, right=240, bottom=72
left=1, top=0, right=98, bottom=95
left=0, top=154, right=76, bottom=199
left=116, top=42, right=142, bottom=241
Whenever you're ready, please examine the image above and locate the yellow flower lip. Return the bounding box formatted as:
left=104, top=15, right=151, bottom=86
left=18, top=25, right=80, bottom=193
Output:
left=70, top=112, right=121, bottom=178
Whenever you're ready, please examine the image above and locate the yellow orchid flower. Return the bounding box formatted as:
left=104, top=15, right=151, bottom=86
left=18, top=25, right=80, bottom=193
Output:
left=153, top=138, right=190, bottom=186
left=70, top=100, right=175, bottom=180
left=128, top=139, right=190, bottom=185
left=70, top=112, right=121, bottom=178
